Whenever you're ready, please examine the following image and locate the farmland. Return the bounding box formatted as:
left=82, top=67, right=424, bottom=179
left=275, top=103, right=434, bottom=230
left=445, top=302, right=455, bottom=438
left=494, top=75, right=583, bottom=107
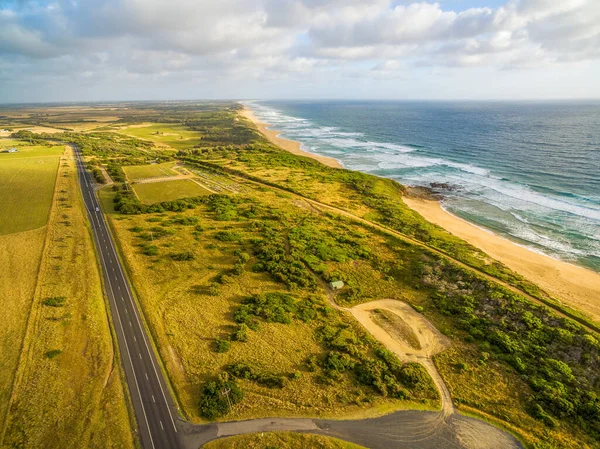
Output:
left=0, top=148, right=135, bottom=448
left=118, top=123, right=204, bottom=150
left=123, top=161, right=179, bottom=180
left=0, top=144, right=63, bottom=235
left=0, top=227, right=47, bottom=429
left=133, top=178, right=212, bottom=204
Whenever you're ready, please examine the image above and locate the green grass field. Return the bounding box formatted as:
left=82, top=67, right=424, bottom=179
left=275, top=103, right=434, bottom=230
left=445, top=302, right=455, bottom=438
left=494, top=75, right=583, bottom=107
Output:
left=0, top=142, right=64, bottom=159
left=118, top=123, right=203, bottom=150
left=133, top=179, right=212, bottom=204
left=203, top=432, right=367, bottom=449
left=123, top=161, right=178, bottom=180
left=0, top=149, right=62, bottom=235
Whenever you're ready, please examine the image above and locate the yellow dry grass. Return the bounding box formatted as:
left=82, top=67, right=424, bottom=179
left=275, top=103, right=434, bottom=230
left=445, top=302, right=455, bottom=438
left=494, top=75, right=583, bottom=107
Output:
left=203, top=432, right=367, bottom=449
left=0, top=148, right=135, bottom=449
left=0, top=227, right=46, bottom=428
left=106, top=184, right=428, bottom=423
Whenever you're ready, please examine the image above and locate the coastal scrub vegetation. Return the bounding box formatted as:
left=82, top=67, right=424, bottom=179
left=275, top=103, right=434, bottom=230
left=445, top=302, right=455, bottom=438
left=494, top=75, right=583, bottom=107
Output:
left=6, top=103, right=600, bottom=448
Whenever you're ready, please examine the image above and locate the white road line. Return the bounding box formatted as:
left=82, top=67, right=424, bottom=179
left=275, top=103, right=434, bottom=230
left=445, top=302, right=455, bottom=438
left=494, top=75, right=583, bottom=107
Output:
left=139, top=353, right=143, bottom=359
left=145, top=373, right=149, bottom=381
left=152, top=395, right=156, bottom=403
left=159, top=421, right=164, bottom=431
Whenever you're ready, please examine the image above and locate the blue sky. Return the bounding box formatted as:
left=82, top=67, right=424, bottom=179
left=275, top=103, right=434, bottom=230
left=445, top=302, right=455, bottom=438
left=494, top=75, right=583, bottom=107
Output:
left=0, top=0, right=599, bottom=102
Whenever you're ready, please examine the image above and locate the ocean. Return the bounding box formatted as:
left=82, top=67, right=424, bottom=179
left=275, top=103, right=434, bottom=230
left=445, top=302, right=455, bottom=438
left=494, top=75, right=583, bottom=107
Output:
left=247, top=100, right=600, bottom=272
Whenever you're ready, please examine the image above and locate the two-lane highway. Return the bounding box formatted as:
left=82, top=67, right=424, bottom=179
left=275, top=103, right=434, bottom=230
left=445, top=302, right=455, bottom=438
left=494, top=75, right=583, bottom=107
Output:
left=74, top=146, right=181, bottom=449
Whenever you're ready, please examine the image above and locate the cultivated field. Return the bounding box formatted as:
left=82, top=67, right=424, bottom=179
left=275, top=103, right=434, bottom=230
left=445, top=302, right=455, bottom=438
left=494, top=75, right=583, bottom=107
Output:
left=203, top=432, right=367, bottom=449
left=133, top=179, right=212, bottom=204
left=0, top=144, right=63, bottom=235
left=0, top=228, right=46, bottom=429
left=123, top=161, right=179, bottom=180
left=0, top=148, right=135, bottom=448
left=118, top=123, right=203, bottom=149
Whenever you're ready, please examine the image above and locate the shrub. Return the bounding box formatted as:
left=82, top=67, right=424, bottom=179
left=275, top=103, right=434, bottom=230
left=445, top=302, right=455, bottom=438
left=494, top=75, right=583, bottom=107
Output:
left=214, top=230, right=242, bottom=242
left=231, top=324, right=248, bottom=342
left=142, top=245, right=159, bottom=256
left=45, top=349, right=62, bottom=359
left=169, top=251, right=196, bottom=261
left=198, top=377, right=243, bottom=419
left=43, top=296, right=66, bottom=307
left=214, top=339, right=231, bottom=353
left=235, top=292, right=296, bottom=325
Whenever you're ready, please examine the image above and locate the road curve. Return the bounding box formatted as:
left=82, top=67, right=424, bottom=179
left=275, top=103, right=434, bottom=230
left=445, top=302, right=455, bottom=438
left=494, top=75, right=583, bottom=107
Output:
left=74, top=146, right=182, bottom=449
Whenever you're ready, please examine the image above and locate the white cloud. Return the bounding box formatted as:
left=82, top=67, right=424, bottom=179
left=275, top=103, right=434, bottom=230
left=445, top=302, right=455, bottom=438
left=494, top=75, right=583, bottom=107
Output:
left=0, top=0, right=599, bottom=101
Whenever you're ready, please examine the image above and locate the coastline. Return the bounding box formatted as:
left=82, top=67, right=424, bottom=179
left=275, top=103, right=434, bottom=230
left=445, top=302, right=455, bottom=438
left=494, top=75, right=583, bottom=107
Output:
left=241, top=106, right=343, bottom=169
left=241, top=105, right=600, bottom=324
left=403, top=196, right=600, bottom=323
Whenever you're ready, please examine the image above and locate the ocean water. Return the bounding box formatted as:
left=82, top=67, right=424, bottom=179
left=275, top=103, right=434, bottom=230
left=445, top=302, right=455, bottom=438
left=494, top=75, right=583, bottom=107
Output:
left=247, top=101, right=600, bottom=272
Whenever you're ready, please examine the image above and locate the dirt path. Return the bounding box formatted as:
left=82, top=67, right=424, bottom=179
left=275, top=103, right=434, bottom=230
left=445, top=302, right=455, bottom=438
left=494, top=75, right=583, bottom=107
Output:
left=350, top=300, right=453, bottom=417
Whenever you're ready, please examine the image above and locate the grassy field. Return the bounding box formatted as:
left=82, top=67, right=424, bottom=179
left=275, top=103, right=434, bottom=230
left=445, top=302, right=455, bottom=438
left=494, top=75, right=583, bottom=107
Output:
left=106, top=182, right=439, bottom=423
left=118, top=123, right=203, bottom=149
left=0, top=146, right=63, bottom=235
left=0, top=227, right=47, bottom=430
left=133, top=179, right=212, bottom=204
left=203, top=432, right=367, bottom=449
left=123, top=161, right=179, bottom=180
left=0, top=148, right=135, bottom=448
left=5, top=104, right=599, bottom=448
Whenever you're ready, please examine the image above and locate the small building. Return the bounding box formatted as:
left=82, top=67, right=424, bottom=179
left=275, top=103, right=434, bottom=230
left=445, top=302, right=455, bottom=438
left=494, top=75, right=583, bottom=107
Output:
left=329, top=280, right=344, bottom=290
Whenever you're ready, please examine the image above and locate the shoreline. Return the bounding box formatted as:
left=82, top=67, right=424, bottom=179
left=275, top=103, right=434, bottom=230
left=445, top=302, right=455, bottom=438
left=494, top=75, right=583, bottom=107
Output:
left=241, top=106, right=343, bottom=169
left=241, top=105, right=600, bottom=324
left=403, top=195, right=600, bottom=323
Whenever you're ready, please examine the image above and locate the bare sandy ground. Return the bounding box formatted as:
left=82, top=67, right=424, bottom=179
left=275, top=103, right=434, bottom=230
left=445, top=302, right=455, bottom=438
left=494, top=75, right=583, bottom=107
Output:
left=404, top=196, right=600, bottom=324
left=241, top=107, right=343, bottom=169
left=350, top=299, right=454, bottom=417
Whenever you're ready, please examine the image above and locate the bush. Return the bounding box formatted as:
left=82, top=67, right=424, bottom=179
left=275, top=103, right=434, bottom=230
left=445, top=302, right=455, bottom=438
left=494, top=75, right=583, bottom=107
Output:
left=214, top=230, right=242, bottom=242
left=214, top=339, right=231, bottom=353
left=142, top=245, right=159, bottom=256
left=231, top=324, right=249, bottom=342
left=169, top=251, right=195, bottom=261
left=225, top=363, right=286, bottom=389
left=45, top=349, right=62, bottom=359
left=198, top=377, right=243, bottom=419
left=43, top=296, right=66, bottom=307
left=234, top=292, right=296, bottom=326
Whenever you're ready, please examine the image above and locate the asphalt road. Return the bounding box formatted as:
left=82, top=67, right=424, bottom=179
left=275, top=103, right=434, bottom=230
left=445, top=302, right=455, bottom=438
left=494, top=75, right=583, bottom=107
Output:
left=74, top=147, right=182, bottom=449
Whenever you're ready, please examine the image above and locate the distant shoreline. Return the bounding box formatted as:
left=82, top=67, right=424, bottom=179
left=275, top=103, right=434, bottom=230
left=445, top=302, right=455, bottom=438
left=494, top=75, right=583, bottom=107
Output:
left=241, top=106, right=343, bottom=169
left=241, top=104, right=600, bottom=324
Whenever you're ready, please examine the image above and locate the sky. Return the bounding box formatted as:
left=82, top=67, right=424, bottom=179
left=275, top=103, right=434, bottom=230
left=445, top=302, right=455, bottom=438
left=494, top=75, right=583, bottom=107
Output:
left=0, top=0, right=599, bottom=103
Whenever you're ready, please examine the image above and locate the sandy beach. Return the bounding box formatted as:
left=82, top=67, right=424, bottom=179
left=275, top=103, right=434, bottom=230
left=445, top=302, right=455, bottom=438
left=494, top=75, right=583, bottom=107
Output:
left=404, top=196, right=600, bottom=323
left=242, top=106, right=600, bottom=324
left=241, top=106, right=343, bottom=169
